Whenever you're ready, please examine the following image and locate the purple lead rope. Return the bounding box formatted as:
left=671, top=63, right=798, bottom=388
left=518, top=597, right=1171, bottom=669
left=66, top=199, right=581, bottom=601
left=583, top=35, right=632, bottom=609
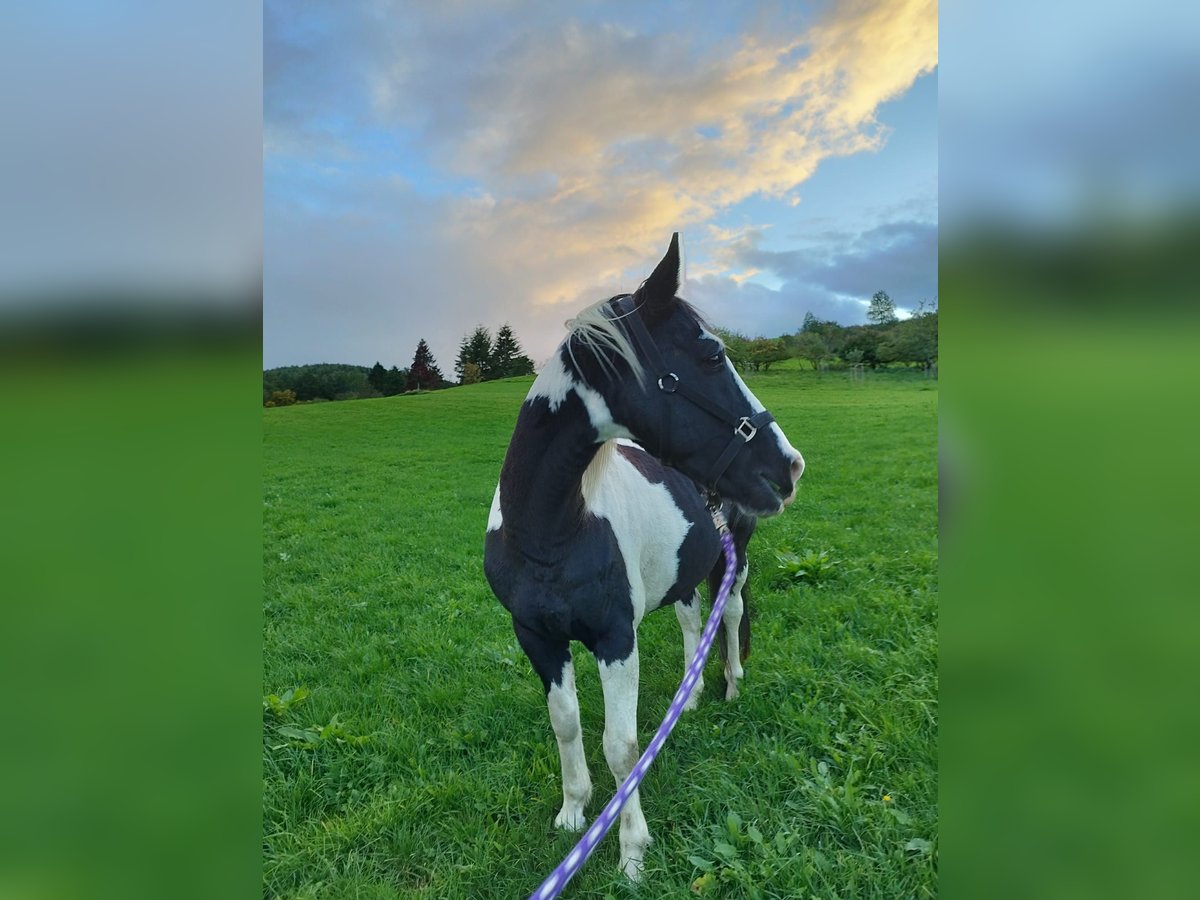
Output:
left=528, top=527, right=738, bottom=899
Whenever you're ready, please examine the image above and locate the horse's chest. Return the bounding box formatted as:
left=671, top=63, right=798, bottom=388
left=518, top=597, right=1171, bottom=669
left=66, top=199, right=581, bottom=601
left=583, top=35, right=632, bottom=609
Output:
left=583, top=474, right=692, bottom=620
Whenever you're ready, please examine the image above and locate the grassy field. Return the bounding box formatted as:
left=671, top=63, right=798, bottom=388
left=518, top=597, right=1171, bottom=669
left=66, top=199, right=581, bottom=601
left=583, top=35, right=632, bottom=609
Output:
left=263, top=368, right=938, bottom=898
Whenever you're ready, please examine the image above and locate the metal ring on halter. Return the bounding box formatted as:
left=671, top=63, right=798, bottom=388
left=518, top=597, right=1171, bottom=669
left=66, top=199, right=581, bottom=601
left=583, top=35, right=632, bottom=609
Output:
left=657, top=373, right=679, bottom=393
left=734, top=417, right=758, bottom=441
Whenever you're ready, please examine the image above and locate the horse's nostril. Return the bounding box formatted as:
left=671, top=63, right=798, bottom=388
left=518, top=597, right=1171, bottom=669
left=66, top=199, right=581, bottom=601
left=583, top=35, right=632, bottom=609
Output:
left=791, top=454, right=805, bottom=482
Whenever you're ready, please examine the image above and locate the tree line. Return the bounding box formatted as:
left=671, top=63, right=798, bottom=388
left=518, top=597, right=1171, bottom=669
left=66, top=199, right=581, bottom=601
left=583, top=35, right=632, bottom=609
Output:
left=718, top=292, right=938, bottom=374
left=264, top=295, right=935, bottom=406
left=454, top=323, right=535, bottom=384
left=264, top=324, right=536, bottom=406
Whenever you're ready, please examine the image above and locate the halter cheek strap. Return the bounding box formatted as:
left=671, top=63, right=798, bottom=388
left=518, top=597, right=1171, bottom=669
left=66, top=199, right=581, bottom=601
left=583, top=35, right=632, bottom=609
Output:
left=609, top=294, right=776, bottom=491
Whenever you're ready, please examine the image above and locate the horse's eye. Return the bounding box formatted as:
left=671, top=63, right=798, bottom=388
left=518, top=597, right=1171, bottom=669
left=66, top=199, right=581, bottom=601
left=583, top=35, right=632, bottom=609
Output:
left=706, top=349, right=725, bottom=367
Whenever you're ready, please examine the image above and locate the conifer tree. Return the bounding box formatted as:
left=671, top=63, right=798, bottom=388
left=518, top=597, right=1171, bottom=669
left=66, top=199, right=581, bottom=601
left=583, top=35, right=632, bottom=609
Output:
left=385, top=365, right=407, bottom=396
left=405, top=339, right=445, bottom=391
left=489, top=323, right=535, bottom=379
left=367, top=361, right=388, bottom=394
left=455, top=326, right=493, bottom=383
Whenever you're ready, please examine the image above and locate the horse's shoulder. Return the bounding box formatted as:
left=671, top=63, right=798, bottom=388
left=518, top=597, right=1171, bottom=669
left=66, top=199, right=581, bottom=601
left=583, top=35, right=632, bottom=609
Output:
left=585, top=439, right=706, bottom=520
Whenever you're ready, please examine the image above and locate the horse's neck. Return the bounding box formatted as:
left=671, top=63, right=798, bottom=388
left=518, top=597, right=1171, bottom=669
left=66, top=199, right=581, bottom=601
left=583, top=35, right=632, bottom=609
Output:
left=498, top=369, right=612, bottom=553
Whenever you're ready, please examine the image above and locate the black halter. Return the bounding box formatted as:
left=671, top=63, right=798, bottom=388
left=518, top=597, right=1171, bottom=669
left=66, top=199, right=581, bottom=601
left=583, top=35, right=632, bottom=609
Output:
left=608, top=293, right=776, bottom=494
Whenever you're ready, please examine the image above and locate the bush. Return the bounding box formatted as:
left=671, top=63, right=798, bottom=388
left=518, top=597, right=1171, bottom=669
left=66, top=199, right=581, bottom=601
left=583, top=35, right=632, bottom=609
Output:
left=264, top=389, right=297, bottom=408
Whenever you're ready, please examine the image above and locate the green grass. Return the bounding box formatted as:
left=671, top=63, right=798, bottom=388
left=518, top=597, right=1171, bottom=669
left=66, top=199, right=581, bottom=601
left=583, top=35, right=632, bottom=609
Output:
left=264, top=370, right=938, bottom=898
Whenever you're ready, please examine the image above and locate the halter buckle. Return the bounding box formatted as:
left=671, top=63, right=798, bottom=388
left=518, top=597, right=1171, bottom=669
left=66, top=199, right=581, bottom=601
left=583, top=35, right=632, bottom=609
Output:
left=734, top=417, right=758, bottom=441
left=708, top=498, right=729, bottom=534
left=657, top=373, right=679, bottom=393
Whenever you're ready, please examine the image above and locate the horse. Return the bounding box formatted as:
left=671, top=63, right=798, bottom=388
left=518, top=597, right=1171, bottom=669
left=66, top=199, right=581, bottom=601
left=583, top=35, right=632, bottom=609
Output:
left=483, top=234, right=803, bottom=880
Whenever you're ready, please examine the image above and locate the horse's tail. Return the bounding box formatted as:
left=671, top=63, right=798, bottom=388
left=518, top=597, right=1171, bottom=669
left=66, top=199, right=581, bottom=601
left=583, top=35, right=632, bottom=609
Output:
left=738, top=578, right=752, bottom=662
left=715, top=595, right=728, bottom=662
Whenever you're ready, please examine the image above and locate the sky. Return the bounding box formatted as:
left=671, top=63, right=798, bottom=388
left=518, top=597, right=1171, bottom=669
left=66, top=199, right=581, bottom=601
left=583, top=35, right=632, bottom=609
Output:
left=264, top=0, right=938, bottom=371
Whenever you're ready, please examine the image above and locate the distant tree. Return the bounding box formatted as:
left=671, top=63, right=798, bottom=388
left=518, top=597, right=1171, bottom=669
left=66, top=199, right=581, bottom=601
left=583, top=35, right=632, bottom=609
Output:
left=748, top=337, right=789, bottom=372
left=383, top=365, right=407, bottom=396
left=793, top=331, right=830, bottom=372
left=264, top=389, right=297, bottom=407
left=405, top=339, right=445, bottom=391
left=455, top=326, right=493, bottom=383
left=263, top=363, right=375, bottom=401
left=489, top=323, right=535, bottom=379
left=798, top=314, right=848, bottom=357
left=912, top=309, right=938, bottom=369
left=367, top=362, right=388, bottom=394
left=867, top=290, right=898, bottom=326
left=461, top=361, right=483, bottom=385
left=840, top=325, right=882, bottom=367
left=878, top=310, right=938, bottom=371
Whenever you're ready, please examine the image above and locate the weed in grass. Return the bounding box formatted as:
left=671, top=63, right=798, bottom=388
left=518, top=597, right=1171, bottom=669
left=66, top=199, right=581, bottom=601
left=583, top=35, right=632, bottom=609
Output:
left=272, top=715, right=371, bottom=749
left=773, top=548, right=839, bottom=585
left=263, top=686, right=310, bottom=718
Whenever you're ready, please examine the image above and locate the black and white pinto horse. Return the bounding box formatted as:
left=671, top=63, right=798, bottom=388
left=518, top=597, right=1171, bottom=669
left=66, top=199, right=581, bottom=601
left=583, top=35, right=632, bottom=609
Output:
left=484, top=235, right=803, bottom=880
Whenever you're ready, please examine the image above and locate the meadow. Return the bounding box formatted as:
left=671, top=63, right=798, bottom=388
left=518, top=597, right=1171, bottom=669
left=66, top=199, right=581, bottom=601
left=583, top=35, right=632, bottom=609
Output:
left=263, top=367, right=938, bottom=898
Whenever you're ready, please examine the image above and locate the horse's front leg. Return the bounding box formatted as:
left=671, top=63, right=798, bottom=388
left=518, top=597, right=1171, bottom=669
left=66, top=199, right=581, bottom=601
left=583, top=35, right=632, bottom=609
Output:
left=513, top=622, right=592, bottom=831
left=548, top=654, right=592, bottom=830
left=597, top=637, right=652, bottom=881
left=675, top=590, right=704, bottom=710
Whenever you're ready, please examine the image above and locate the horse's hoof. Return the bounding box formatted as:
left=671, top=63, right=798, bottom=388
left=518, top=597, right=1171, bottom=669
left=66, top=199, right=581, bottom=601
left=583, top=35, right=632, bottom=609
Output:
left=682, top=679, right=704, bottom=711
left=554, top=809, right=587, bottom=832
left=724, top=665, right=743, bottom=701
left=620, top=855, right=645, bottom=881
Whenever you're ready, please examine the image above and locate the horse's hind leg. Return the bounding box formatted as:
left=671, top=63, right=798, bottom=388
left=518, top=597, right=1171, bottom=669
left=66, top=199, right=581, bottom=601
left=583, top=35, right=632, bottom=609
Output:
left=720, top=563, right=749, bottom=700
left=675, top=590, right=704, bottom=710
left=714, top=513, right=756, bottom=701
left=596, top=638, right=652, bottom=881
left=513, top=622, right=592, bottom=831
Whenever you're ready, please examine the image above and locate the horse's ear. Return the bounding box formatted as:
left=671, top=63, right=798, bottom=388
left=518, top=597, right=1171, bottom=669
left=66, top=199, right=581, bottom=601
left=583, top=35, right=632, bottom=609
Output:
left=640, top=233, right=680, bottom=311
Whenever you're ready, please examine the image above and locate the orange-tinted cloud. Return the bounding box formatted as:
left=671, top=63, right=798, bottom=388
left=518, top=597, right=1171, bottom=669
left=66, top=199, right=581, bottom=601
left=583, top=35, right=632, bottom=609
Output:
left=374, top=0, right=939, bottom=306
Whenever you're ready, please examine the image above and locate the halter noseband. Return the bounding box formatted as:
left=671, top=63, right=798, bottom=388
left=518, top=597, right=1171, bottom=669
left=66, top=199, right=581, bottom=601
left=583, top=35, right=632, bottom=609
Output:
left=608, top=293, right=776, bottom=494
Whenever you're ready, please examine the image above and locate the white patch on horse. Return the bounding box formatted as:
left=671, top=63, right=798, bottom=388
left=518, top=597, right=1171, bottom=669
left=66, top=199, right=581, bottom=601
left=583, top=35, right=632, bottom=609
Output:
left=487, top=483, right=503, bottom=532
left=724, top=356, right=805, bottom=480
left=528, top=353, right=631, bottom=442
left=581, top=445, right=690, bottom=623
left=699, top=325, right=724, bottom=349
left=528, top=352, right=575, bottom=411
left=575, top=382, right=629, bottom=442
left=547, top=657, right=592, bottom=831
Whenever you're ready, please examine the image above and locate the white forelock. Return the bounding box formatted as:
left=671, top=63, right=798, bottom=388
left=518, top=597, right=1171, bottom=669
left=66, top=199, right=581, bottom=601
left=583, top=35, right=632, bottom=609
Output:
left=564, top=296, right=647, bottom=387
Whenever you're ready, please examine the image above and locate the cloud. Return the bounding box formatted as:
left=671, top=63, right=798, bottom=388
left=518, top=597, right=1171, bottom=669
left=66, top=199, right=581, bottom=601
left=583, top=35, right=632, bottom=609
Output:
left=683, top=218, right=937, bottom=338
left=264, top=0, right=938, bottom=367
left=733, top=219, right=938, bottom=304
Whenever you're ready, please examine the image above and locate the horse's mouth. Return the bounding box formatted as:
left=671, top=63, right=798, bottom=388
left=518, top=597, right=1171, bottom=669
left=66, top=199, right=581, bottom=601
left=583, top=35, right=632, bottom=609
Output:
left=752, top=476, right=791, bottom=517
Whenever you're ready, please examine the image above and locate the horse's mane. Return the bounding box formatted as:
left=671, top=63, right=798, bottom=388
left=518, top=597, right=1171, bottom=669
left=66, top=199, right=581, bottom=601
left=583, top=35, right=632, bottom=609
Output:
left=563, top=290, right=713, bottom=389
left=563, top=295, right=647, bottom=387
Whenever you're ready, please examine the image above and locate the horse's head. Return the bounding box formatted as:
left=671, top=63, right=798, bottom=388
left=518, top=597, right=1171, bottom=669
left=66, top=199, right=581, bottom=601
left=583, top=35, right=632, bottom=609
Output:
left=585, top=234, right=804, bottom=517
